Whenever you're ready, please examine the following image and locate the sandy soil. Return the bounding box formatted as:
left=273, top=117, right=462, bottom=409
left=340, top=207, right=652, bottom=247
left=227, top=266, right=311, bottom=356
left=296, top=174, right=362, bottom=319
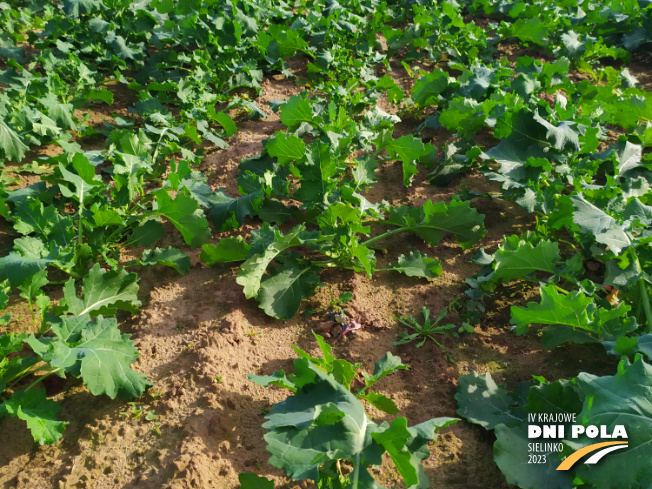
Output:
left=0, top=49, right=629, bottom=489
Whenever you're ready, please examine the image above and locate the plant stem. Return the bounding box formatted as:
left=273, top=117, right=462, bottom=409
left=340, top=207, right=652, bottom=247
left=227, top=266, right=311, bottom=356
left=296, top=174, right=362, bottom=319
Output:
left=5, top=363, right=42, bottom=391
left=639, top=278, right=652, bottom=333
left=152, top=127, right=168, bottom=164
left=352, top=453, right=361, bottom=489
left=557, top=238, right=579, bottom=252
left=524, top=279, right=568, bottom=295
left=630, top=248, right=652, bottom=332
left=24, top=368, right=61, bottom=392
left=27, top=297, right=37, bottom=330
left=45, top=279, right=71, bottom=285
left=361, top=226, right=406, bottom=247
left=552, top=284, right=569, bottom=295
left=77, top=201, right=84, bottom=246
left=310, top=260, right=360, bottom=273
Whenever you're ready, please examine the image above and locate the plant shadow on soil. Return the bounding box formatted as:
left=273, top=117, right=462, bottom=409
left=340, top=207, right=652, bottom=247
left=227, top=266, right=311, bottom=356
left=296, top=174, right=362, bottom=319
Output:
left=0, top=136, right=619, bottom=488
left=0, top=236, right=621, bottom=489
left=0, top=47, right=629, bottom=489
left=0, top=170, right=615, bottom=489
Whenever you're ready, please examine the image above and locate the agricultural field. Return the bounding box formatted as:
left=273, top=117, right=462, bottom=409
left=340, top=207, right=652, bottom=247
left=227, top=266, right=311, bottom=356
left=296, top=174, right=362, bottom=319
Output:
left=0, top=0, right=651, bottom=488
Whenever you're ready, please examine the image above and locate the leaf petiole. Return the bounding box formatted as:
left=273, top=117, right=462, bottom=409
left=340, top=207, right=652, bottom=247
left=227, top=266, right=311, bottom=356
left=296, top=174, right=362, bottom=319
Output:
left=361, top=226, right=407, bottom=247
left=77, top=200, right=84, bottom=246
left=23, top=368, right=62, bottom=392
left=629, top=248, right=652, bottom=332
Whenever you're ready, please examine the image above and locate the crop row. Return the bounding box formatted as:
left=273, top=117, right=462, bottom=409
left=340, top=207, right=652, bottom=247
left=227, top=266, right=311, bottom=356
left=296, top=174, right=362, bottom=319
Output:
left=0, top=1, right=650, bottom=488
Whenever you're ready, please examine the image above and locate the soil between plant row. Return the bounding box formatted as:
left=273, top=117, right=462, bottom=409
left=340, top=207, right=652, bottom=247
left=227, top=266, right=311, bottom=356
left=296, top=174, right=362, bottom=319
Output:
left=1, top=12, right=650, bottom=489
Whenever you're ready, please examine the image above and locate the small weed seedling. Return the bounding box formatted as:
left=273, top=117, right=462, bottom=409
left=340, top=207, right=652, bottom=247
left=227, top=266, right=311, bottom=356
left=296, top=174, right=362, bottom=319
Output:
left=393, top=306, right=458, bottom=349
left=149, top=390, right=165, bottom=401
left=328, top=287, right=354, bottom=313
left=120, top=402, right=143, bottom=419
left=120, top=402, right=158, bottom=423
left=246, top=324, right=262, bottom=344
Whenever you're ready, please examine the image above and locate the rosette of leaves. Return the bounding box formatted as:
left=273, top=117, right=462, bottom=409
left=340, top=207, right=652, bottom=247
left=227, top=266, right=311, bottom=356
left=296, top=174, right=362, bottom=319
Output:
left=0, top=273, right=149, bottom=444
left=0, top=146, right=215, bottom=302
left=249, top=332, right=457, bottom=488
left=462, top=184, right=651, bottom=357
left=201, top=96, right=486, bottom=319
left=201, top=194, right=485, bottom=320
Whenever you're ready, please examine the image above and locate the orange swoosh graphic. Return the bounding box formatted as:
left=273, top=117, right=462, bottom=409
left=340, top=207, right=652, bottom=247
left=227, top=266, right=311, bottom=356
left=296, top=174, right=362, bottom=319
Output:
left=556, top=441, right=628, bottom=470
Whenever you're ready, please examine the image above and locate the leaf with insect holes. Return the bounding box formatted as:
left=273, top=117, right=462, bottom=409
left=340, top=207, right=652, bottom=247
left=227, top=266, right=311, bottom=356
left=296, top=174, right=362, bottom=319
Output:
left=364, top=352, right=408, bottom=387
left=494, top=424, right=571, bottom=489
left=455, top=371, right=524, bottom=430
left=250, top=335, right=458, bottom=486
left=0, top=282, right=9, bottom=309
left=532, top=112, right=581, bottom=152
left=239, top=473, right=274, bottom=489
left=439, top=97, right=484, bottom=137
left=260, top=360, right=370, bottom=480
left=359, top=390, right=399, bottom=414
left=482, top=109, right=557, bottom=167
left=214, top=112, right=237, bottom=138
left=0, top=332, right=37, bottom=392
left=39, top=98, right=76, bottom=130
left=83, top=88, right=114, bottom=105
left=510, top=284, right=602, bottom=335
left=412, top=69, right=450, bottom=107
left=57, top=154, right=103, bottom=204
left=373, top=416, right=458, bottom=487
left=352, top=154, right=378, bottom=186
left=571, top=194, right=631, bottom=254
left=236, top=225, right=310, bottom=299
left=62, top=0, right=102, bottom=17
left=0, top=237, right=63, bottom=287
left=457, top=371, right=579, bottom=489
left=371, top=417, right=421, bottom=487
left=508, top=18, right=549, bottom=46
left=208, top=189, right=263, bottom=231
left=256, top=355, right=455, bottom=486
left=574, top=357, right=652, bottom=489
left=248, top=370, right=297, bottom=392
